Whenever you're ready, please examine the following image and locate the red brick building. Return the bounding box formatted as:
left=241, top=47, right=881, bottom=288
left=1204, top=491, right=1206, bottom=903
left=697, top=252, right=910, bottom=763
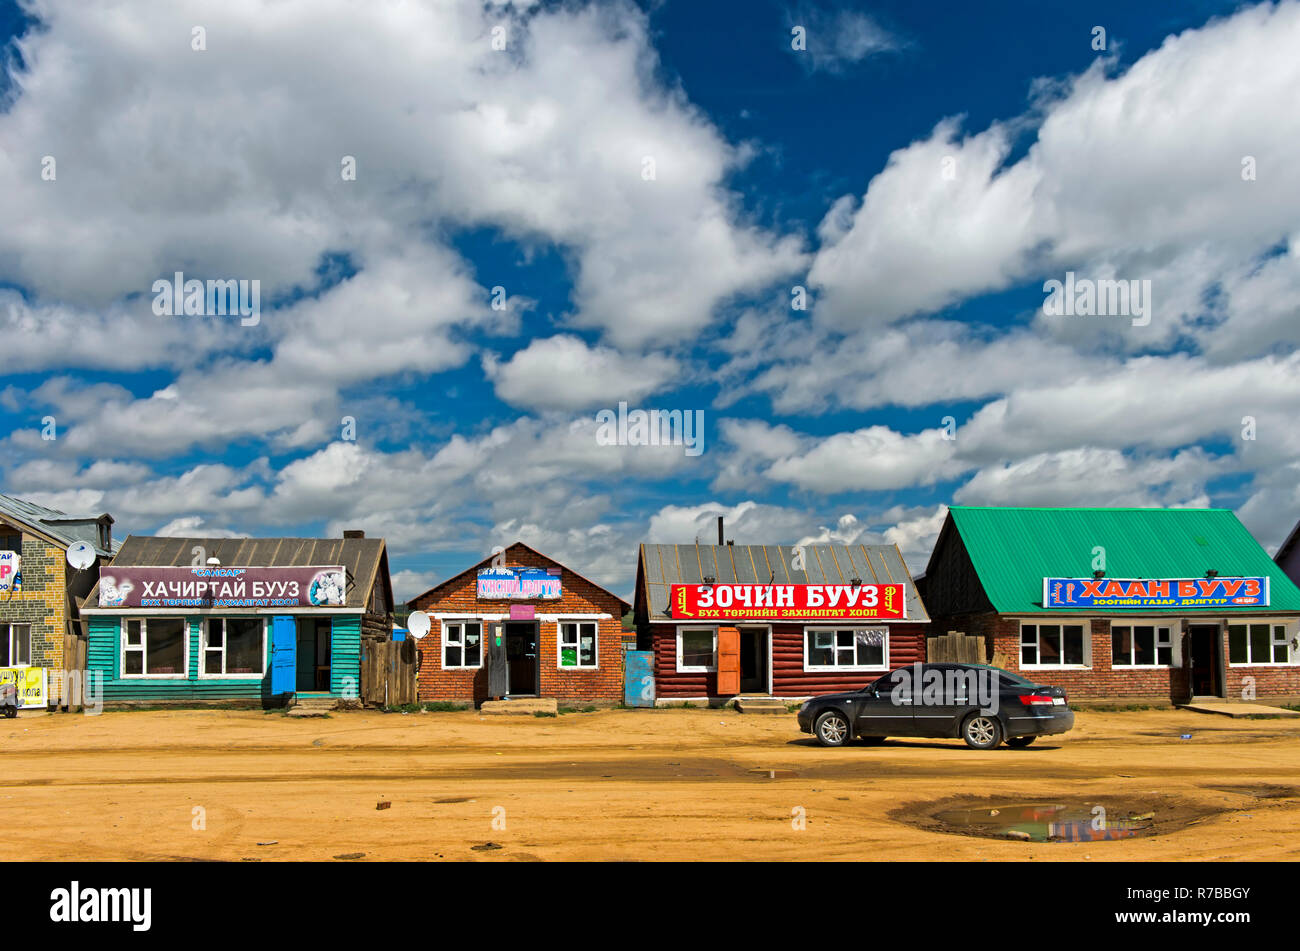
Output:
left=407, top=543, right=629, bottom=707
left=634, top=542, right=930, bottom=703
left=922, top=507, right=1300, bottom=703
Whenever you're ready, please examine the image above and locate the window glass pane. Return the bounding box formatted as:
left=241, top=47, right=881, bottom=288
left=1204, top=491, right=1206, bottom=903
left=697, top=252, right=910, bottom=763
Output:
left=682, top=631, right=714, bottom=667
left=1112, top=627, right=1131, bottom=666
left=464, top=627, right=481, bottom=666
left=855, top=630, right=884, bottom=667
left=807, top=631, right=833, bottom=667
left=0, top=628, right=8, bottom=667
left=579, top=624, right=596, bottom=666
left=445, top=644, right=462, bottom=667
left=11, top=625, right=29, bottom=666
left=1249, top=624, right=1270, bottom=665
left=1062, top=625, right=1084, bottom=665
left=125, top=651, right=143, bottom=675
left=1020, top=626, right=1037, bottom=666
left=1228, top=625, right=1247, bottom=664
left=1133, top=626, right=1155, bottom=666
left=208, top=624, right=224, bottom=648
left=127, top=619, right=142, bottom=645
left=1157, top=646, right=1172, bottom=666
left=204, top=651, right=222, bottom=674
left=465, top=622, right=481, bottom=641
left=146, top=619, right=186, bottom=674
left=226, top=619, right=263, bottom=674
left=560, top=624, right=575, bottom=647
left=1039, top=626, right=1062, bottom=664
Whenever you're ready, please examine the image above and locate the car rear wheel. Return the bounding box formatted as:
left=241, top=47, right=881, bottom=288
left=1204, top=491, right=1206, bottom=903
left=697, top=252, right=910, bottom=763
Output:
left=962, top=713, right=1003, bottom=750
left=1005, top=735, right=1036, bottom=748
left=814, top=710, right=850, bottom=747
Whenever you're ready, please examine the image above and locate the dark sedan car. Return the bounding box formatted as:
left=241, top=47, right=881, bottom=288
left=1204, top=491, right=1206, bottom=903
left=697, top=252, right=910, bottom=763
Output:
left=796, top=662, right=1074, bottom=749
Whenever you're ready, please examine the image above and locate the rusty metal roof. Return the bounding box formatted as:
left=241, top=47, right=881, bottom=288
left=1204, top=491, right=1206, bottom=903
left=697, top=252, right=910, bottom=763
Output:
left=637, top=543, right=929, bottom=622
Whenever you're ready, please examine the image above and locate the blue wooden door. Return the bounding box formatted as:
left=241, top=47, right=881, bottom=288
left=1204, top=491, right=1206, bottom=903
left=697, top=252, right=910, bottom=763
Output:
left=270, top=616, right=297, bottom=696
left=624, top=649, right=655, bottom=707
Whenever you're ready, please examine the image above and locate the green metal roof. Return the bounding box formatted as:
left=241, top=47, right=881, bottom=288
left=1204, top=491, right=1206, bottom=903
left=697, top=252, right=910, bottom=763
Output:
left=946, top=506, right=1300, bottom=614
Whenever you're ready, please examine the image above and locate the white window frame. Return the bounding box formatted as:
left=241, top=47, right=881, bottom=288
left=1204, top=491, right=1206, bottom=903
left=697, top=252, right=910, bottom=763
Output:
left=2, top=623, right=31, bottom=667
left=1226, top=619, right=1297, bottom=667
left=121, top=617, right=190, bottom=679
left=1109, top=618, right=1175, bottom=668
left=676, top=626, right=717, bottom=673
left=200, top=617, right=268, bottom=678
left=802, top=626, right=890, bottom=673
left=557, top=620, right=599, bottom=670
left=1018, top=618, right=1092, bottom=669
left=441, top=619, right=484, bottom=670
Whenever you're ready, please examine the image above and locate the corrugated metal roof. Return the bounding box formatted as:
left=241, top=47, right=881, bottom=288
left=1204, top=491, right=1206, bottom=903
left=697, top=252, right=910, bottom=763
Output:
left=944, top=506, right=1300, bottom=614
left=84, top=534, right=390, bottom=610
left=0, top=493, right=116, bottom=556
left=638, top=543, right=929, bottom=621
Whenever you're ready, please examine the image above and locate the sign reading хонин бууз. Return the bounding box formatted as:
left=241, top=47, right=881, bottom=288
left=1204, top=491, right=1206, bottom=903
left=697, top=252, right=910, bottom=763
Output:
left=476, top=566, right=562, bottom=600
left=1043, top=576, right=1269, bottom=609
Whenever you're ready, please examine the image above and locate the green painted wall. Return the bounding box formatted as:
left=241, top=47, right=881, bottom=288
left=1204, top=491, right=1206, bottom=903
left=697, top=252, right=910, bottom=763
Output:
left=87, top=613, right=363, bottom=702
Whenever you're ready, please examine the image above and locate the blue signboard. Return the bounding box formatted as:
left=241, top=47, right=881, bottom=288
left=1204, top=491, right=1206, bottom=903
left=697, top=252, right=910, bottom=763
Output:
left=476, top=566, right=562, bottom=600
left=1042, top=576, right=1269, bottom=610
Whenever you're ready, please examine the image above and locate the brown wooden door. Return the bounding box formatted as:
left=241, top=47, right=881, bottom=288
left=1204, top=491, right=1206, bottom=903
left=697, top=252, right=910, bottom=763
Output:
left=717, top=627, right=740, bottom=695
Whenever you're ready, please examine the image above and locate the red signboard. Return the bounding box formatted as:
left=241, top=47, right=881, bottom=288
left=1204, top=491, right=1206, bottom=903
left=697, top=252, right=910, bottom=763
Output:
left=670, top=583, right=907, bottom=621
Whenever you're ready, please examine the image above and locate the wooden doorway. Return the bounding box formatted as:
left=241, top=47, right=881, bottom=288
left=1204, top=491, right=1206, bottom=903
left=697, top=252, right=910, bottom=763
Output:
left=505, top=621, right=539, bottom=696
left=296, top=618, right=332, bottom=692
left=1188, top=624, right=1223, bottom=698
left=738, top=626, right=769, bottom=693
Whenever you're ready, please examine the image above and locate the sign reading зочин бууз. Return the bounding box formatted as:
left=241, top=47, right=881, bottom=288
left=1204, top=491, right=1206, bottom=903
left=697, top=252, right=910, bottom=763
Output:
left=1043, top=576, right=1270, bottom=610
left=670, top=583, right=907, bottom=621
left=97, top=566, right=348, bottom=609
left=476, top=566, right=563, bottom=600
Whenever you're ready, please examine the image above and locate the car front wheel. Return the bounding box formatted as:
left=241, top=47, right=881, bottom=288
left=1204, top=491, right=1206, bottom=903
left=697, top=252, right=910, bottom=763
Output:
left=963, top=713, right=1003, bottom=750
left=814, top=710, right=851, bottom=747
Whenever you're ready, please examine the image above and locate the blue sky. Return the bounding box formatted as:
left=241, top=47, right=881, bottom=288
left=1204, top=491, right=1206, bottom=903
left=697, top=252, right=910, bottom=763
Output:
left=2, top=0, right=1298, bottom=601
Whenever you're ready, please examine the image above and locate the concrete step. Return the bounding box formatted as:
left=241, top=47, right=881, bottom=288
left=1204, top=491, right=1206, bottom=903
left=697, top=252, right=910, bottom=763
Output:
left=288, top=696, right=337, bottom=717
left=735, top=697, right=790, bottom=715
left=480, top=698, right=558, bottom=716
left=1176, top=701, right=1300, bottom=718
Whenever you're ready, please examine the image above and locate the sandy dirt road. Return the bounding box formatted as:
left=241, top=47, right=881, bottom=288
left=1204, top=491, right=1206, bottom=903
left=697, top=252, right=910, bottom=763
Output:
left=2, top=706, right=1298, bottom=861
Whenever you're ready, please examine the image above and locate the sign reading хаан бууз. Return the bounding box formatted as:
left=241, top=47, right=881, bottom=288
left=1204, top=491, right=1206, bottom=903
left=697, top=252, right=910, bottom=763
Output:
left=670, top=582, right=907, bottom=620
left=1042, top=576, right=1269, bottom=610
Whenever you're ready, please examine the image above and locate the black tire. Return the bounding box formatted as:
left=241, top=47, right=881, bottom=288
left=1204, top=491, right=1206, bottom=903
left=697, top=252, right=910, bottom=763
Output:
left=859, top=735, right=887, bottom=745
left=1006, top=735, right=1036, bottom=748
left=814, top=710, right=851, bottom=747
left=4, top=707, right=16, bottom=719
left=962, top=712, right=1003, bottom=749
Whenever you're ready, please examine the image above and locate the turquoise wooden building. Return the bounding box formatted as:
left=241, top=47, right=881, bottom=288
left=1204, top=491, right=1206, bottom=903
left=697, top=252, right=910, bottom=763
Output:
left=80, top=532, right=393, bottom=706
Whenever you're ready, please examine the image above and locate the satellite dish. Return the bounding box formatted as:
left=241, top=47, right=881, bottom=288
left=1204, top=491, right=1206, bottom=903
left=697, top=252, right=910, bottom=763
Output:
left=407, top=610, right=431, bottom=640
left=67, top=541, right=95, bottom=571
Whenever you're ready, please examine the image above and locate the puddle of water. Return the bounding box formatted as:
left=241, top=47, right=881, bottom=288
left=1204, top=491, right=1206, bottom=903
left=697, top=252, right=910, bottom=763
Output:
left=934, top=803, right=1155, bottom=842
left=749, top=768, right=799, bottom=780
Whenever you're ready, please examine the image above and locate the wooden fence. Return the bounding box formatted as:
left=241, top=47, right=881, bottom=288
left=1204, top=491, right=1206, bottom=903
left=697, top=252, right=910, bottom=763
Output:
left=926, top=631, right=985, bottom=665
left=54, top=633, right=89, bottom=712
left=361, top=638, right=417, bottom=707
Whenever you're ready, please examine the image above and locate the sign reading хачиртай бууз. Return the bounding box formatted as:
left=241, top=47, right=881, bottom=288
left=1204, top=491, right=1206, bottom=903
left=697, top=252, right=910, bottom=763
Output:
left=1043, top=576, right=1269, bottom=610
left=97, top=565, right=348, bottom=609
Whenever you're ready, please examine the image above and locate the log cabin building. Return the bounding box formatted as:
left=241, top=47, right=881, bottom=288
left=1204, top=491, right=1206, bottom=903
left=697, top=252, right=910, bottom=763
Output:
left=634, top=541, right=931, bottom=704
left=80, top=531, right=393, bottom=707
